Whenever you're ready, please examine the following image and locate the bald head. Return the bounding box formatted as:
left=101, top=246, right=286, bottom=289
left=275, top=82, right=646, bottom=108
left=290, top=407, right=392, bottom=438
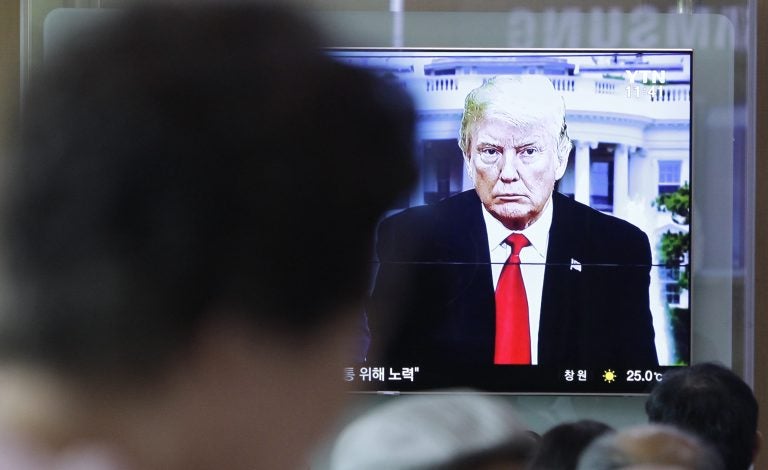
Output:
left=577, top=424, right=723, bottom=470
left=330, top=393, right=536, bottom=469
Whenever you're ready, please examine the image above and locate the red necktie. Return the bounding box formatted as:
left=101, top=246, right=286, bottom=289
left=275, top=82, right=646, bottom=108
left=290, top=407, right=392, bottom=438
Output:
left=494, top=233, right=531, bottom=365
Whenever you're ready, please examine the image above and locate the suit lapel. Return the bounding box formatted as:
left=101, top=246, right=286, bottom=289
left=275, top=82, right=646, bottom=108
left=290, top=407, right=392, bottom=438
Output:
left=443, top=191, right=495, bottom=362
left=539, top=193, right=579, bottom=364
left=545, top=193, right=575, bottom=266
left=442, top=190, right=491, bottom=265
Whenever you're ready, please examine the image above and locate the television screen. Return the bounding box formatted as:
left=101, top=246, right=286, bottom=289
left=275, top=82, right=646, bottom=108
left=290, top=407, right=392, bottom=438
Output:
left=332, top=49, right=691, bottom=394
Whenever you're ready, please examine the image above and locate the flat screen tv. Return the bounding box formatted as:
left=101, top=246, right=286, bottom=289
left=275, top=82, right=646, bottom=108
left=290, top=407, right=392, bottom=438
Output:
left=332, top=49, right=691, bottom=394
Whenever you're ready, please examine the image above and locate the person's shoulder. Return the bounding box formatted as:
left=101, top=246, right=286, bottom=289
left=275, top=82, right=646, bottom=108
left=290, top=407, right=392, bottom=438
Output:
left=552, top=193, right=650, bottom=264
left=375, top=191, right=481, bottom=260
left=379, top=190, right=480, bottom=231
left=554, top=192, right=646, bottom=240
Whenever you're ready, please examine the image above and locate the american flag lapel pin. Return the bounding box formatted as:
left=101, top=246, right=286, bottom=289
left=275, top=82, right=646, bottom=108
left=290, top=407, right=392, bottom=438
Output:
left=570, top=258, right=582, bottom=272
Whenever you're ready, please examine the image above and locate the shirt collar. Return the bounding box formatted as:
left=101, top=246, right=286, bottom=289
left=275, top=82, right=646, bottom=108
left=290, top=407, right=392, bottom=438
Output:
left=481, top=196, right=553, bottom=259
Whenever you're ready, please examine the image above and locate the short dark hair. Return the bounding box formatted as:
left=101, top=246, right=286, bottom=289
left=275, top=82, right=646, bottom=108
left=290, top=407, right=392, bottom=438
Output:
left=645, top=362, right=758, bottom=470
left=527, top=419, right=614, bottom=470
left=1, top=3, right=415, bottom=379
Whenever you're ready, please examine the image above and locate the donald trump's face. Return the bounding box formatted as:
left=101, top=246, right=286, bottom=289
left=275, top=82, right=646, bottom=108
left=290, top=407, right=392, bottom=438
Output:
left=466, top=116, right=567, bottom=230
left=459, top=76, right=571, bottom=231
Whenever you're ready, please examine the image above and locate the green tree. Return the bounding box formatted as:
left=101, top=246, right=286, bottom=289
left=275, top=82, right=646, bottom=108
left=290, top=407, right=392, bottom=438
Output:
left=654, top=182, right=690, bottom=290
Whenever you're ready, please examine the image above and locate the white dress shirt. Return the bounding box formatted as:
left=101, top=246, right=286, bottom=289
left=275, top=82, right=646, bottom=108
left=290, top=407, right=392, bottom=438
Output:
left=481, top=197, right=553, bottom=365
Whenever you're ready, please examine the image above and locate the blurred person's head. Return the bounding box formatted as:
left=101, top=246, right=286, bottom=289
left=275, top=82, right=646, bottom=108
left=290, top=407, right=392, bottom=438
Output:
left=0, top=3, right=414, bottom=469
left=458, top=75, right=571, bottom=231
left=576, top=424, right=723, bottom=470
left=527, top=419, right=614, bottom=470
left=645, top=362, right=760, bottom=470
left=330, top=392, right=537, bottom=470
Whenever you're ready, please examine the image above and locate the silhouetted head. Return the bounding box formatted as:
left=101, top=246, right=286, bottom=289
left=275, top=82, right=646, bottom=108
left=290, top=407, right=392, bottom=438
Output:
left=4, top=1, right=415, bottom=378
left=527, top=419, right=614, bottom=470
left=577, top=424, right=723, bottom=470
left=0, top=3, right=415, bottom=468
left=331, top=392, right=537, bottom=469
left=645, top=362, right=760, bottom=470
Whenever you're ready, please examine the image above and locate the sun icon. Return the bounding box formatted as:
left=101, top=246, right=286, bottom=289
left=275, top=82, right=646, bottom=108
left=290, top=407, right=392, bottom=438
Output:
left=602, top=369, right=617, bottom=383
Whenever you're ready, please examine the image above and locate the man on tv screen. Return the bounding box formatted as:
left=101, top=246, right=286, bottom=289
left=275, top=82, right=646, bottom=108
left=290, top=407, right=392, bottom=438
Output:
left=369, top=75, right=658, bottom=383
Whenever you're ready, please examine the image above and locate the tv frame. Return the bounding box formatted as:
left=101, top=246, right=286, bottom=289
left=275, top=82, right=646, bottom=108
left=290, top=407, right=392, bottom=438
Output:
left=336, top=47, right=694, bottom=395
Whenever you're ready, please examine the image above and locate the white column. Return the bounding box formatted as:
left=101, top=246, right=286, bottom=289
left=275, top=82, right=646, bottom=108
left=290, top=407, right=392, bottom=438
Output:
left=574, top=140, right=592, bottom=205
left=390, top=0, right=404, bottom=47
left=628, top=146, right=642, bottom=198
left=613, top=144, right=629, bottom=218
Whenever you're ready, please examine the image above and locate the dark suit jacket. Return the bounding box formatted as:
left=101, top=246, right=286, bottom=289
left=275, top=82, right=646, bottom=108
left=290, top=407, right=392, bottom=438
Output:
left=368, top=190, right=658, bottom=386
